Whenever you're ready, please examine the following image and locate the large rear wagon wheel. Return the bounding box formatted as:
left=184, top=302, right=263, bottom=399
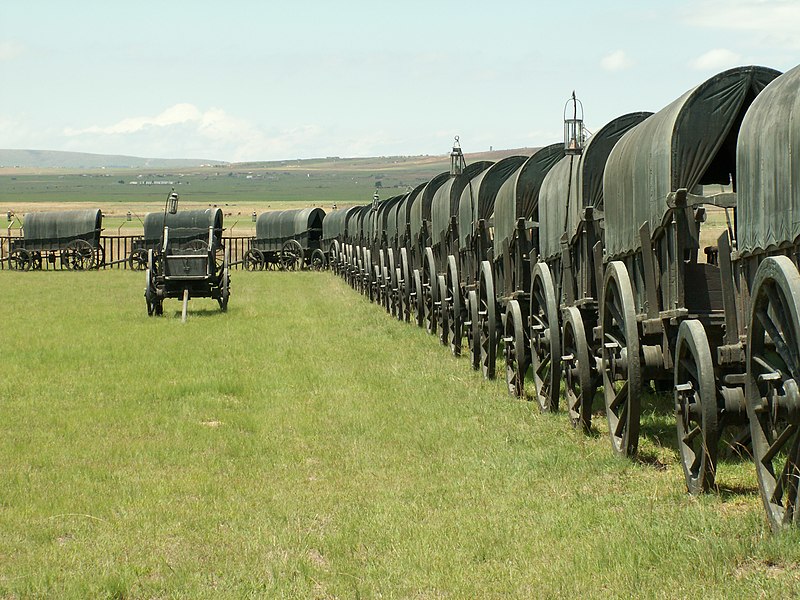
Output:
left=400, top=248, right=411, bottom=322
left=675, top=319, right=719, bottom=494
left=530, top=262, right=561, bottom=412
left=746, top=256, right=800, bottom=530
left=423, top=248, right=437, bottom=335
left=280, top=239, right=303, bottom=271
left=562, top=306, right=596, bottom=432
left=504, top=300, right=528, bottom=398
left=66, top=239, right=96, bottom=271
left=395, top=267, right=404, bottom=321
left=413, top=269, right=424, bottom=328
left=437, top=275, right=449, bottom=346
left=601, top=260, right=642, bottom=457
left=478, top=261, right=497, bottom=379
left=446, top=255, right=463, bottom=357
left=467, top=290, right=481, bottom=371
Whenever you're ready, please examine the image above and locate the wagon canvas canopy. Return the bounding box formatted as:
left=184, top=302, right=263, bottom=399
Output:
left=603, top=66, right=780, bottom=259
left=457, top=155, right=528, bottom=250
left=430, top=161, right=492, bottom=249
left=23, top=209, right=102, bottom=245
left=143, top=208, right=223, bottom=247
left=538, top=112, right=651, bottom=260
left=255, top=207, right=325, bottom=252
left=493, top=143, right=564, bottom=253
left=737, top=64, right=800, bottom=256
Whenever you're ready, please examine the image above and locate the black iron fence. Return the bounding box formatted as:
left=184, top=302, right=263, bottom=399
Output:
left=0, top=234, right=254, bottom=271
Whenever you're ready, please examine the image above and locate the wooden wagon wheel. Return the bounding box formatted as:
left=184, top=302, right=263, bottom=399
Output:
left=383, top=265, right=392, bottom=312
left=395, top=266, right=404, bottom=321
left=437, top=274, right=449, bottom=346
left=144, top=250, right=160, bottom=316
left=400, top=248, right=411, bottom=323
left=562, top=306, right=596, bottom=433
left=478, top=260, right=497, bottom=380
left=675, top=319, right=719, bottom=494
left=310, top=249, right=326, bottom=271
left=601, top=260, right=642, bottom=457
left=280, top=239, right=303, bottom=271
left=423, top=248, right=437, bottom=335
left=218, top=248, right=231, bottom=312
left=530, top=262, right=561, bottom=412
left=128, top=248, right=148, bottom=271
left=373, top=265, right=383, bottom=304
left=243, top=248, right=264, bottom=271
left=446, top=255, right=462, bottom=357
left=413, top=268, right=424, bottom=328
left=504, top=299, right=529, bottom=398
left=9, top=248, right=32, bottom=271
left=329, top=240, right=340, bottom=274
left=746, top=256, right=800, bottom=530
left=387, top=249, right=398, bottom=317
left=467, top=289, right=481, bottom=371
left=65, top=239, right=96, bottom=271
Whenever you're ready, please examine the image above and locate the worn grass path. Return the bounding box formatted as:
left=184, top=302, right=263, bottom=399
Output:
left=0, top=270, right=799, bottom=598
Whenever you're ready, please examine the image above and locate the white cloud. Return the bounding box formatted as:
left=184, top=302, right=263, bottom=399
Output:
left=61, top=104, right=331, bottom=162
left=0, top=41, right=23, bottom=61
left=687, top=1, right=800, bottom=49
left=689, top=48, right=742, bottom=71
left=600, top=50, right=634, bottom=72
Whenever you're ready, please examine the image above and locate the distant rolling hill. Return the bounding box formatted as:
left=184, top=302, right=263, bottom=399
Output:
left=0, top=149, right=227, bottom=169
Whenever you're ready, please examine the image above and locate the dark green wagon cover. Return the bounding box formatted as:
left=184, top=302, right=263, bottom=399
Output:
left=409, top=171, right=450, bottom=243
left=457, top=155, right=528, bottom=250
left=143, top=208, right=223, bottom=247
left=603, top=66, right=780, bottom=259
left=430, top=161, right=493, bottom=249
left=255, top=207, right=325, bottom=252
left=493, top=144, right=564, bottom=253
left=738, top=64, right=800, bottom=256
left=322, top=207, right=352, bottom=246
left=23, top=209, right=102, bottom=245
left=538, top=112, right=651, bottom=260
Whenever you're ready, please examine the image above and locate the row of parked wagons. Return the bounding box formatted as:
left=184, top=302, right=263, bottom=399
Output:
left=6, top=207, right=327, bottom=273
left=319, top=64, right=800, bottom=531
left=5, top=205, right=326, bottom=314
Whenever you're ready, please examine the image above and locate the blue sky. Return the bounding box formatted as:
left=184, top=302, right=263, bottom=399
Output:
left=1, top=0, right=798, bottom=162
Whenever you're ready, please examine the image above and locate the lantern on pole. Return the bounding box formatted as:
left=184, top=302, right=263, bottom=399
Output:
left=167, top=191, right=179, bottom=215
left=564, top=91, right=585, bottom=155
left=450, top=136, right=465, bottom=177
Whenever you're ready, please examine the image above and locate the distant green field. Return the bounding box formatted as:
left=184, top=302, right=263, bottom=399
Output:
left=1, top=270, right=799, bottom=598
left=0, top=162, right=446, bottom=213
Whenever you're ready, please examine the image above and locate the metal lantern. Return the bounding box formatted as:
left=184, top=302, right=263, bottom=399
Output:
left=251, top=211, right=257, bottom=222
left=126, top=211, right=132, bottom=221
left=167, top=191, right=179, bottom=215
left=372, top=191, right=379, bottom=211
left=450, top=136, right=465, bottom=177
left=564, top=91, right=585, bottom=155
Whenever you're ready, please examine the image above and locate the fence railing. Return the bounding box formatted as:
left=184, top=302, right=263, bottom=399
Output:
left=0, top=234, right=254, bottom=271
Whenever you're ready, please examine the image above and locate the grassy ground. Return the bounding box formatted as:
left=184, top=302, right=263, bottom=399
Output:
left=1, top=271, right=799, bottom=598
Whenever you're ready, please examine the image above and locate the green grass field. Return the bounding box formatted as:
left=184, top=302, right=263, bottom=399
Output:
left=1, top=271, right=799, bottom=598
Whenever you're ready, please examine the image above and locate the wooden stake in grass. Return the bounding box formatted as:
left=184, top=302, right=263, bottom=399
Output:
left=181, top=288, right=189, bottom=323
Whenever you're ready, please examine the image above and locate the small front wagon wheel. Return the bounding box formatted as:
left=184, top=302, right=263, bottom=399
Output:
left=675, top=319, right=719, bottom=494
